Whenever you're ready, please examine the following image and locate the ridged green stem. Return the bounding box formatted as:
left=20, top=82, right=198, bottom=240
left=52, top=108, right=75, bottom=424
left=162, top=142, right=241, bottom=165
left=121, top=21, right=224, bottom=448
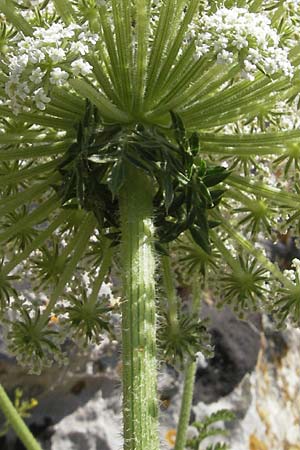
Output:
left=0, top=385, right=42, bottom=450
left=119, top=164, right=159, bottom=450
left=175, top=279, right=202, bottom=450
left=0, top=141, right=70, bottom=161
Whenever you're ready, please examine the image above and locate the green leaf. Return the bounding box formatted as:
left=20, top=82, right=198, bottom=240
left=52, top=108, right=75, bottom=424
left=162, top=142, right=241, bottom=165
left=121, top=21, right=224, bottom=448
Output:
left=159, top=221, right=186, bottom=243
left=88, top=154, right=118, bottom=164
left=108, top=159, right=125, bottom=197
left=161, top=172, right=174, bottom=212
left=189, top=132, right=200, bottom=155
left=196, top=181, right=213, bottom=207
left=190, top=225, right=211, bottom=254
left=170, top=110, right=186, bottom=146
left=208, top=220, right=221, bottom=229
left=210, top=189, right=227, bottom=206
left=197, top=159, right=207, bottom=177
left=124, top=149, right=154, bottom=174
left=202, top=167, right=229, bottom=187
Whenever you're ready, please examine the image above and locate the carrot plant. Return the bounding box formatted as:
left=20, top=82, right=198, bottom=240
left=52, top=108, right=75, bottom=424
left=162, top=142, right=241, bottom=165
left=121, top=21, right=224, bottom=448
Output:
left=0, top=1, right=300, bottom=450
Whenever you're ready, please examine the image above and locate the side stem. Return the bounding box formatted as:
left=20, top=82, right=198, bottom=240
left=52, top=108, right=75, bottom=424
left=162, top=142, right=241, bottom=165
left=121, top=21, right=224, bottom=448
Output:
left=161, top=254, right=179, bottom=327
left=0, top=384, right=42, bottom=450
left=174, top=279, right=202, bottom=450
left=119, top=163, right=159, bottom=450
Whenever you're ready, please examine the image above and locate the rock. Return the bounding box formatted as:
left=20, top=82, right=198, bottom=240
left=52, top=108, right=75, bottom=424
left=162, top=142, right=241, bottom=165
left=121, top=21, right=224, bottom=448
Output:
left=194, top=305, right=262, bottom=403
left=48, top=387, right=121, bottom=450
left=0, top=310, right=299, bottom=450
left=191, top=317, right=300, bottom=450
left=0, top=336, right=122, bottom=450
left=249, top=434, right=268, bottom=450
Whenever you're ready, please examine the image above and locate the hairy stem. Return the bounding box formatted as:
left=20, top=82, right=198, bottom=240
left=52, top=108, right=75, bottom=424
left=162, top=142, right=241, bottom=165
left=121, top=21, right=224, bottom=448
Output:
left=0, top=385, right=42, bottom=450
left=119, top=163, right=159, bottom=450
left=175, top=279, right=202, bottom=450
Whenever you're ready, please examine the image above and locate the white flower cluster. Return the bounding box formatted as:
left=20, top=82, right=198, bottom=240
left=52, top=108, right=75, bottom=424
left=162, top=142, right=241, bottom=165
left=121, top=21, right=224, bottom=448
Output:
left=188, top=7, right=294, bottom=81
left=273, top=98, right=300, bottom=131
left=4, top=22, right=98, bottom=114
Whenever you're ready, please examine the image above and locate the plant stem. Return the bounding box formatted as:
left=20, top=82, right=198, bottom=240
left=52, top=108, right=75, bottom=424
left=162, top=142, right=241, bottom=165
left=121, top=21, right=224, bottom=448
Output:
left=161, top=254, right=178, bottom=327
left=89, top=239, right=113, bottom=307
left=175, top=279, right=202, bottom=450
left=0, top=384, right=42, bottom=450
left=119, top=163, right=159, bottom=450
left=174, top=360, right=197, bottom=450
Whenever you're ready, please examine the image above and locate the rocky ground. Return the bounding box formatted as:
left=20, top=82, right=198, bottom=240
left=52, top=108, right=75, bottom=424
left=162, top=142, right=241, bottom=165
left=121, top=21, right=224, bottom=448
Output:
left=0, top=305, right=299, bottom=450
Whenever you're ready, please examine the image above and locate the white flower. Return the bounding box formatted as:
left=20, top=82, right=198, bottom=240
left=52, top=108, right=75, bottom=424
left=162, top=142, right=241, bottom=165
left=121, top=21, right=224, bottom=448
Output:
left=28, top=48, right=45, bottom=64
left=232, top=35, right=248, bottom=50
left=78, top=31, right=99, bottom=45
left=49, top=68, right=69, bottom=86
left=292, top=258, right=300, bottom=270
left=217, top=49, right=234, bottom=65
left=17, top=37, right=35, bottom=53
left=34, top=23, right=64, bottom=44
left=240, top=70, right=255, bottom=81
left=214, top=36, right=228, bottom=51
left=283, top=269, right=296, bottom=282
left=70, top=41, right=89, bottom=55
left=29, top=67, right=45, bottom=84
left=71, top=58, right=93, bottom=76
left=188, top=6, right=293, bottom=78
left=60, top=25, right=77, bottom=39
left=15, top=82, right=30, bottom=101
left=33, top=88, right=51, bottom=110
left=5, top=79, right=18, bottom=98
left=9, top=54, right=28, bottom=75
left=46, top=47, right=66, bottom=63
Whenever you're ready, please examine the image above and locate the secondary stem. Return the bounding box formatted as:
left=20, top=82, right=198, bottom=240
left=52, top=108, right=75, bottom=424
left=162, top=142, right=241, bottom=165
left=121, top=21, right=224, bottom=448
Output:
left=0, top=384, right=42, bottom=450
left=161, top=254, right=179, bottom=327
left=89, top=239, right=113, bottom=307
left=119, top=163, right=159, bottom=450
left=175, top=279, right=202, bottom=450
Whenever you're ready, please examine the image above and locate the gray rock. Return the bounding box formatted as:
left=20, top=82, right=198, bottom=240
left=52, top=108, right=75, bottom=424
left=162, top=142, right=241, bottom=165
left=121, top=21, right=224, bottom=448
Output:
left=0, top=311, right=299, bottom=450
left=194, top=305, right=262, bottom=403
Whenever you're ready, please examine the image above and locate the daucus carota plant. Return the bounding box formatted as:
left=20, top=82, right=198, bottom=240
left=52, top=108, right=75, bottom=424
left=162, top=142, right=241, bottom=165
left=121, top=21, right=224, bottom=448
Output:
left=0, top=1, right=300, bottom=449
